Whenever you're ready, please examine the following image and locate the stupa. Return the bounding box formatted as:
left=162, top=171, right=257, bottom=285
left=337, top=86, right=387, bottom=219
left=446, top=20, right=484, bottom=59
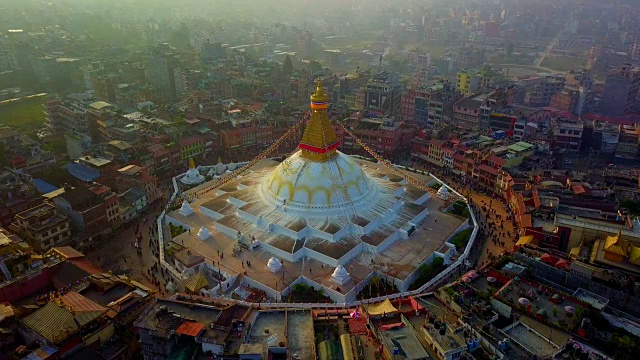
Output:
left=179, top=200, right=194, bottom=216
left=214, top=156, right=226, bottom=175
left=437, top=185, right=450, bottom=200
left=181, top=158, right=205, bottom=185
left=166, top=79, right=470, bottom=298
left=267, top=257, right=283, bottom=273
left=197, top=226, right=211, bottom=240
left=331, top=265, right=351, bottom=285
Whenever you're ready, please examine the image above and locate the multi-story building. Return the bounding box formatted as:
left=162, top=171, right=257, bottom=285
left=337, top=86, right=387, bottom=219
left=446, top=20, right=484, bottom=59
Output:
left=527, top=74, right=566, bottom=107
left=91, top=73, right=118, bottom=103
left=119, top=187, right=147, bottom=224
left=401, top=80, right=460, bottom=128
left=10, top=203, right=71, bottom=253
left=363, top=71, right=402, bottom=116
left=148, top=43, right=183, bottom=101
left=566, top=70, right=595, bottom=114
left=116, top=165, right=159, bottom=204
left=454, top=46, right=485, bottom=69
left=550, top=87, right=582, bottom=115
left=488, top=112, right=517, bottom=137
left=76, top=156, right=118, bottom=189
left=552, top=119, right=584, bottom=151
left=49, top=185, right=109, bottom=249
left=452, top=94, right=491, bottom=130
left=615, top=124, right=640, bottom=160
left=44, top=92, right=95, bottom=136
left=342, top=117, right=417, bottom=159
left=600, top=64, right=640, bottom=116
left=89, top=184, right=120, bottom=228
left=135, top=297, right=250, bottom=359
left=456, top=70, right=474, bottom=95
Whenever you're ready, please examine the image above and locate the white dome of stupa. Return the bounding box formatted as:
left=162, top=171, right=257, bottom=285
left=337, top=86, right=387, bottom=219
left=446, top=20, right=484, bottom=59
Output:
left=266, top=257, right=282, bottom=273
left=261, top=151, right=378, bottom=217
left=331, top=265, right=351, bottom=285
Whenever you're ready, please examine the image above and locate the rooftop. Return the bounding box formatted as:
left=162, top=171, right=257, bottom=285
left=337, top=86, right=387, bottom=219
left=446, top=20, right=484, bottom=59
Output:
left=379, top=323, right=430, bottom=360
left=135, top=297, right=231, bottom=343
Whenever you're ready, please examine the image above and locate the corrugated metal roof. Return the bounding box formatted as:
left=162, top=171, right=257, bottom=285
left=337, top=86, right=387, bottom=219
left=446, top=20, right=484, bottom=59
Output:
left=21, top=293, right=106, bottom=343
left=183, top=272, right=210, bottom=293
left=22, top=302, right=78, bottom=343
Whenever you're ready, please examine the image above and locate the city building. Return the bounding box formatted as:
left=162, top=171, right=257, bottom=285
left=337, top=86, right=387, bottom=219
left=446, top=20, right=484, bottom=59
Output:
left=600, top=64, right=640, bottom=116
left=526, top=74, right=566, bottom=107
left=363, top=71, right=402, bottom=116
left=452, top=94, right=491, bottom=130
left=551, top=119, right=584, bottom=151
left=342, top=116, right=417, bottom=159
left=48, top=185, right=109, bottom=249
left=148, top=43, right=183, bottom=101
left=135, top=297, right=247, bottom=359
left=402, top=80, right=461, bottom=128
left=615, top=124, right=640, bottom=160
left=457, top=70, right=474, bottom=95
left=10, top=203, right=71, bottom=253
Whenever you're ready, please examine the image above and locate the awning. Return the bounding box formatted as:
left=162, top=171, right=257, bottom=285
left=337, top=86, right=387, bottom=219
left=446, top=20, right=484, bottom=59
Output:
left=516, top=235, right=535, bottom=246
left=363, top=299, right=398, bottom=316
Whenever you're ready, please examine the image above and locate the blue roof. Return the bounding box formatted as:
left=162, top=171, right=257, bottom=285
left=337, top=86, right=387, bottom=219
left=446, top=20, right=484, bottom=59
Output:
left=32, top=178, right=59, bottom=194
left=65, top=162, right=100, bottom=182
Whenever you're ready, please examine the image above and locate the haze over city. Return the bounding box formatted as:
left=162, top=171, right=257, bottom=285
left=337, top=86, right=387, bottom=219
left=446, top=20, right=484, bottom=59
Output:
left=0, top=0, right=640, bottom=359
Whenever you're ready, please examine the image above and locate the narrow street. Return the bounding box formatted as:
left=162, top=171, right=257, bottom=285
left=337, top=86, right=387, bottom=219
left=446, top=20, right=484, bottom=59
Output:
left=413, top=163, right=519, bottom=269
left=85, top=185, right=174, bottom=295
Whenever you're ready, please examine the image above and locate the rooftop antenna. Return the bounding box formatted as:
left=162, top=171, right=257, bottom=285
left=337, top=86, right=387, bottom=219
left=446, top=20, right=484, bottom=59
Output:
left=378, top=54, right=383, bottom=73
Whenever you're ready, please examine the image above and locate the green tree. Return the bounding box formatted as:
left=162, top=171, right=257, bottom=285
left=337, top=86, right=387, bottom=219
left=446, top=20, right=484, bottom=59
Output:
left=282, top=55, right=293, bottom=77
left=506, top=42, right=514, bottom=58
left=614, top=335, right=637, bottom=353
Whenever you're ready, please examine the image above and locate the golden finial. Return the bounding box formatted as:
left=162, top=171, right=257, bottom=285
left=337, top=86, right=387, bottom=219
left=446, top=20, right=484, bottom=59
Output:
left=310, top=78, right=328, bottom=104
left=189, top=158, right=195, bottom=169
left=300, top=78, right=339, bottom=162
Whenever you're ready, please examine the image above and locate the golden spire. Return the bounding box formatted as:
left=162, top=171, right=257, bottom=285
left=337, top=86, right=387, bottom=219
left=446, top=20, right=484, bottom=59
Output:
left=189, top=157, right=195, bottom=169
left=299, top=79, right=339, bottom=162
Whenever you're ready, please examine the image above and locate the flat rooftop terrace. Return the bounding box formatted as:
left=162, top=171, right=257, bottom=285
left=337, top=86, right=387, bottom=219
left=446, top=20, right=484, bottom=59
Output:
left=167, top=157, right=466, bottom=299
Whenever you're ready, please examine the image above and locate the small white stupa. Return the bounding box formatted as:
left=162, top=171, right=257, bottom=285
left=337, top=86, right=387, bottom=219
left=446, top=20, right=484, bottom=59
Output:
left=437, top=185, right=450, bottom=200
left=181, top=158, right=205, bottom=185
left=214, top=156, right=226, bottom=175
left=197, top=226, right=211, bottom=240
left=179, top=200, right=194, bottom=216
left=331, top=265, right=351, bottom=285
left=227, top=162, right=237, bottom=171
left=266, top=257, right=283, bottom=273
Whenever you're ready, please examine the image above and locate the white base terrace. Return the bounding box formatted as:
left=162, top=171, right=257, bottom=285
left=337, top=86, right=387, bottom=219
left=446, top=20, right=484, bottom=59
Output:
left=160, top=158, right=477, bottom=304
